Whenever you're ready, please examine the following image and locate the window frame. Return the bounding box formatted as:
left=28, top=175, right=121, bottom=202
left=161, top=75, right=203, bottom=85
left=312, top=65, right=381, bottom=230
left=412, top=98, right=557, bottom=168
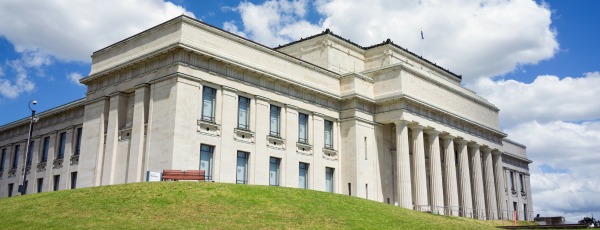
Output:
left=27, top=140, right=34, bottom=166
left=298, top=113, right=309, bottom=144
left=324, top=120, right=334, bottom=149
left=200, top=144, right=214, bottom=181
left=236, top=151, right=249, bottom=184
left=269, top=105, right=281, bottom=137
left=237, top=96, right=251, bottom=130
left=53, top=175, right=60, bottom=191
left=74, top=127, right=82, bottom=156
left=0, top=148, right=6, bottom=172
left=57, top=132, right=66, bottom=159
left=269, top=157, right=281, bottom=186
left=11, top=144, right=19, bottom=169
left=325, top=167, right=334, bottom=193
left=41, top=136, right=50, bottom=163
left=201, top=86, right=217, bottom=122
left=299, top=162, right=309, bottom=189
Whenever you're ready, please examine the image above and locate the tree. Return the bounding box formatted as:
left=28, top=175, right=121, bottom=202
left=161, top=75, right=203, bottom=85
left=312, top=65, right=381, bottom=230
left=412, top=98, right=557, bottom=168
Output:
left=578, top=216, right=599, bottom=226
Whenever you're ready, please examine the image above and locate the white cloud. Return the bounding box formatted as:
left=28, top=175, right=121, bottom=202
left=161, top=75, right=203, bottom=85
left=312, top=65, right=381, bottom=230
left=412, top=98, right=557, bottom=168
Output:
left=0, top=74, right=35, bottom=99
left=223, top=21, right=247, bottom=38
left=231, top=0, right=557, bottom=82
left=66, top=72, right=84, bottom=86
left=506, top=120, right=600, bottom=222
left=472, top=72, right=600, bottom=128
left=0, top=0, right=195, bottom=62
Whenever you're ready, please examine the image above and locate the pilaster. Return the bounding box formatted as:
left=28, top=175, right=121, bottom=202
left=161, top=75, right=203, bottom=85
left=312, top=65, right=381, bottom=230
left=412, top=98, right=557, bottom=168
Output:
left=127, top=84, right=150, bottom=183
left=394, top=120, right=412, bottom=209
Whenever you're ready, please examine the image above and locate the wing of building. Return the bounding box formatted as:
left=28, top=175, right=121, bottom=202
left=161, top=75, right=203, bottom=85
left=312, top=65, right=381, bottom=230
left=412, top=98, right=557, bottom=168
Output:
left=0, top=15, right=533, bottom=220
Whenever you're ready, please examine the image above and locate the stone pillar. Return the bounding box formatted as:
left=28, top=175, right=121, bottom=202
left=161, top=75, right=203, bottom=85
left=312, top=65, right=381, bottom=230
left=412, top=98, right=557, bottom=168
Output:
left=394, top=120, right=412, bottom=209
left=469, top=143, right=486, bottom=220
left=409, top=124, right=428, bottom=211
left=492, top=150, right=508, bottom=220
left=481, top=147, right=498, bottom=220
left=425, top=129, right=444, bottom=214
left=441, top=134, right=459, bottom=216
left=127, top=84, right=149, bottom=183
left=101, top=92, right=125, bottom=186
left=456, top=139, right=473, bottom=217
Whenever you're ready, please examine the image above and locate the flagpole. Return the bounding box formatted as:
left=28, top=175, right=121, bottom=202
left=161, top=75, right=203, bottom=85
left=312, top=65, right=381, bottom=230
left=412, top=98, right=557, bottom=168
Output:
left=421, top=29, right=424, bottom=58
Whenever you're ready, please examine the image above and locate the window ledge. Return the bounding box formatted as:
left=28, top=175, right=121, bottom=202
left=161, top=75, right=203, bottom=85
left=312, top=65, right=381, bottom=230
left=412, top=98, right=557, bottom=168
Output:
left=296, top=142, right=313, bottom=155
left=323, top=148, right=338, bottom=160
left=267, top=135, right=286, bottom=149
left=197, top=119, right=221, bottom=136
left=234, top=128, right=255, bottom=143
left=37, top=162, right=47, bottom=172
left=70, top=155, right=80, bottom=165
left=511, top=189, right=518, bottom=196
left=53, top=158, right=64, bottom=169
left=119, top=127, right=132, bottom=141
left=520, top=191, right=527, bottom=197
left=8, top=168, right=17, bottom=177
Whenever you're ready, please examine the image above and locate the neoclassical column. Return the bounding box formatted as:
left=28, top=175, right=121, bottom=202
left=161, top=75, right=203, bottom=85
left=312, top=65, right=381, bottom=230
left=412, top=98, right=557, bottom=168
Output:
left=127, top=84, right=150, bottom=183
left=492, top=150, right=508, bottom=220
left=102, top=92, right=126, bottom=186
left=456, top=139, right=473, bottom=218
left=441, top=134, right=459, bottom=216
left=409, top=124, right=428, bottom=211
left=395, top=120, right=413, bottom=209
left=425, top=129, right=444, bottom=214
left=469, top=143, right=486, bottom=220
left=481, top=146, right=498, bottom=220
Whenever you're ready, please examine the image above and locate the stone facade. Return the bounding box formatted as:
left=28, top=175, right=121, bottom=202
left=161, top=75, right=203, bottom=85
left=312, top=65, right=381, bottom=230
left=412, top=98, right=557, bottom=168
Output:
left=0, top=16, right=533, bottom=220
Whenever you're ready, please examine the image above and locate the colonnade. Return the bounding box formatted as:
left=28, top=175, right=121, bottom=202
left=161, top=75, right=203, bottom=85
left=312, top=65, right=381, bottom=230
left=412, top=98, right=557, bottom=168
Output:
left=394, top=121, right=508, bottom=220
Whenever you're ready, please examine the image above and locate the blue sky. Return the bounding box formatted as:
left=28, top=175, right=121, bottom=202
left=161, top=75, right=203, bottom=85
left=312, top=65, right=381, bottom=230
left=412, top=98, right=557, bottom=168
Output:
left=1, top=0, right=599, bottom=222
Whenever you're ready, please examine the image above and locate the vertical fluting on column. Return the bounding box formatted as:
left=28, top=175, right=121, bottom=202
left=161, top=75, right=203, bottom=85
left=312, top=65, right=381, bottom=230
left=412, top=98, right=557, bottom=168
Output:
left=456, top=139, right=473, bottom=218
left=441, top=134, right=459, bottom=216
left=492, top=150, right=508, bottom=220
left=469, top=143, right=486, bottom=220
left=481, top=147, right=498, bottom=220
left=409, top=124, right=428, bottom=211
left=425, top=129, right=444, bottom=214
left=395, top=121, right=413, bottom=209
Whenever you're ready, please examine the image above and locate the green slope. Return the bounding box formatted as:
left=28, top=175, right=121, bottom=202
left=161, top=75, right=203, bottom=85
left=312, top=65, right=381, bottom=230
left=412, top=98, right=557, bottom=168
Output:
left=0, top=182, right=523, bottom=229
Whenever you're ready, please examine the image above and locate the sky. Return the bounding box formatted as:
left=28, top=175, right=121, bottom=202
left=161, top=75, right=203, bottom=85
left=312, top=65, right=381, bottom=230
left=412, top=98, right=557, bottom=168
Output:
left=0, top=0, right=598, bottom=223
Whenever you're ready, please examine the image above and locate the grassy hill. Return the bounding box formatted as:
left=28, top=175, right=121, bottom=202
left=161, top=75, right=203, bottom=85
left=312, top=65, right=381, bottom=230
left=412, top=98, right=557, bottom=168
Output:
left=0, top=182, right=527, bottom=229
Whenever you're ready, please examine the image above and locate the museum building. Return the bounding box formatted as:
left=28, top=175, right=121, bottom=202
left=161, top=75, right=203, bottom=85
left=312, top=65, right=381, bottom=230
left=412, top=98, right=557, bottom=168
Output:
left=0, top=15, right=533, bottom=220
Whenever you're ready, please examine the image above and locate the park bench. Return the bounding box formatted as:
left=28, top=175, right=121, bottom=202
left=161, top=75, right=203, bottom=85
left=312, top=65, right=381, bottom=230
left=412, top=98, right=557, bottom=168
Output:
left=161, top=169, right=206, bottom=181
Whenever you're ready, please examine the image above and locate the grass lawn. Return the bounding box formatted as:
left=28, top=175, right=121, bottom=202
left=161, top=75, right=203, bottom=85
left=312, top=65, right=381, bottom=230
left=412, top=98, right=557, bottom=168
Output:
left=0, top=182, right=531, bottom=229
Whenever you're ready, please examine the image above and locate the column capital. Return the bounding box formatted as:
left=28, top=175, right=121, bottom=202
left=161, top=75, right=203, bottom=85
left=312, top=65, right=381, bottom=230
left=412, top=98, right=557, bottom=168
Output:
left=408, top=123, right=424, bottom=131
left=454, top=138, right=468, bottom=145
left=480, top=146, right=492, bottom=153
left=467, top=142, right=480, bottom=148
left=424, top=128, right=441, bottom=136
left=440, top=133, right=454, bottom=140
left=491, top=149, right=503, bottom=156
left=393, top=120, right=410, bottom=127
left=133, top=83, right=150, bottom=89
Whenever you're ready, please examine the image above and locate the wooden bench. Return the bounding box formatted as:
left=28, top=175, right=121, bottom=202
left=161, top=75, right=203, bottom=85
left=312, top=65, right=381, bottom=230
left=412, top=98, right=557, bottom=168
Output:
left=161, top=170, right=206, bottom=181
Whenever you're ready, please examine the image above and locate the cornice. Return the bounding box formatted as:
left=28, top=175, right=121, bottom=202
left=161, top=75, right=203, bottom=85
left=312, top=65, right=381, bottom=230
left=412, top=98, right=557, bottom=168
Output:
left=0, top=98, right=86, bottom=132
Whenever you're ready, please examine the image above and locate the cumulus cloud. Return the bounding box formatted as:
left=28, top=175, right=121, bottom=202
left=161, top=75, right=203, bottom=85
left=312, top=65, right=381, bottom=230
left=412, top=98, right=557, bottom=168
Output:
left=472, top=72, right=600, bottom=128
left=229, top=0, right=557, bottom=82
left=66, top=72, right=84, bottom=86
left=0, top=0, right=195, bottom=62
left=506, top=120, right=600, bottom=221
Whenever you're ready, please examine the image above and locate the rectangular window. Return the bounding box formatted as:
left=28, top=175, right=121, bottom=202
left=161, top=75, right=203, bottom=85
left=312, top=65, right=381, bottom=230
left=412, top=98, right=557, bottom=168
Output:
left=71, top=172, right=78, bottom=189
left=269, top=157, right=281, bottom=186
left=236, top=151, right=249, bottom=184
left=57, top=132, right=66, bottom=159
left=27, top=140, right=34, bottom=166
left=200, top=144, right=214, bottom=181
left=298, top=113, right=309, bottom=144
left=41, top=136, right=50, bottom=162
left=269, top=105, right=281, bottom=137
left=11, top=145, right=19, bottom=169
left=53, top=175, right=60, bottom=191
left=510, top=171, right=515, bottom=191
left=325, top=167, right=334, bottom=192
left=299, top=162, right=309, bottom=189
left=201, top=86, right=217, bottom=122
left=237, top=96, right=251, bottom=130
left=75, top=127, right=82, bottom=155
left=0, top=148, right=6, bottom=172
left=23, top=180, right=28, bottom=195
left=324, top=120, right=334, bottom=149
left=8, top=183, right=13, bottom=197
left=519, top=174, right=524, bottom=192
left=37, top=178, right=43, bottom=193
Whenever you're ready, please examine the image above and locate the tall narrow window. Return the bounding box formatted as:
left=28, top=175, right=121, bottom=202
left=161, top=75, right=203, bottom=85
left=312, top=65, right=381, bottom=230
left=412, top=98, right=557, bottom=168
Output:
left=299, top=162, right=309, bottom=189
left=202, top=86, right=217, bottom=122
left=0, top=148, right=6, bottom=172
left=298, top=113, right=308, bottom=144
left=71, top=172, right=78, bottom=189
left=200, top=144, right=214, bottom=181
left=523, top=204, right=527, bottom=220
left=8, top=183, right=13, bottom=197
left=364, top=137, right=368, bottom=160
left=41, top=136, right=50, bottom=163
left=236, top=151, right=249, bottom=184
left=57, top=132, right=66, bottom=159
left=37, top=178, right=43, bottom=193
left=53, top=175, right=60, bottom=191
left=27, top=140, right=34, bottom=166
left=324, top=120, right=333, bottom=149
left=510, top=171, right=515, bottom=191
left=325, top=167, right=334, bottom=192
left=23, top=180, right=28, bottom=195
left=519, top=174, right=524, bottom=192
left=269, top=157, right=281, bottom=186
left=74, top=127, right=82, bottom=155
left=238, top=96, right=251, bottom=130
left=269, top=105, right=281, bottom=137
left=11, top=145, right=19, bottom=169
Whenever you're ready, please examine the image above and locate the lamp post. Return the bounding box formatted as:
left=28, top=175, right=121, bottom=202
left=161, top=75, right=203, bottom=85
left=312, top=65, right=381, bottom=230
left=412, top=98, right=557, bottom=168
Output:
left=18, top=100, right=38, bottom=195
